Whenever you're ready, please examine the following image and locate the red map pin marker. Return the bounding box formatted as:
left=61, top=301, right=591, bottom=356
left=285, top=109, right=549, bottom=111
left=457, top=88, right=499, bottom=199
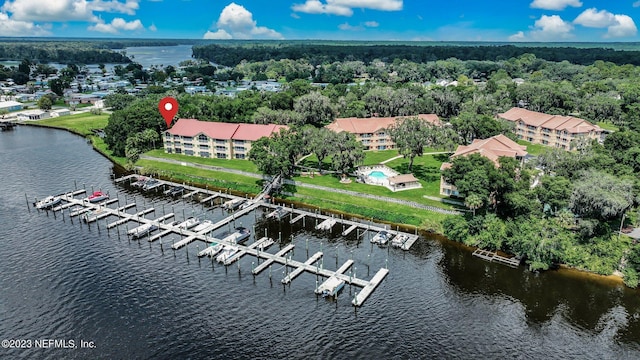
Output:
left=159, top=97, right=178, bottom=128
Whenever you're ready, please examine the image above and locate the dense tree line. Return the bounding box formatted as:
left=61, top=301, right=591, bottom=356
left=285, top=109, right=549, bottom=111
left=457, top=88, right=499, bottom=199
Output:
left=193, top=44, right=640, bottom=68
left=0, top=42, right=130, bottom=64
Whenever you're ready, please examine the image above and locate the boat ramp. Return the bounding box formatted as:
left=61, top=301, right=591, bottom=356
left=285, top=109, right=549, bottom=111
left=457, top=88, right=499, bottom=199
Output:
left=29, top=174, right=425, bottom=307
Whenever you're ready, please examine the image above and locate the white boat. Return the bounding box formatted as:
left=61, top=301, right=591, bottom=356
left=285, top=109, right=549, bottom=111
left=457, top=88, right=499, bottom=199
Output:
left=127, top=223, right=158, bottom=239
left=315, top=275, right=345, bottom=297
left=223, top=198, right=245, bottom=210
left=216, top=245, right=239, bottom=263
left=86, top=191, right=109, bottom=203
left=391, top=234, right=409, bottom=248
left=142, top=179, right=160, bottom=191
left=198, top=243, right=224, bottom=258
left=371, top=230, right=390, bottom=245
left=131, top=176, right=148, bottom=187
left=192, top=220, right=213, bottom=233
left=219, top=227, right=251, bottom=244
left=266, top=206, right=288, bottom=220
left=176, top=216, right=200, bottom=230
left=34, top=196, right=62, bottom=210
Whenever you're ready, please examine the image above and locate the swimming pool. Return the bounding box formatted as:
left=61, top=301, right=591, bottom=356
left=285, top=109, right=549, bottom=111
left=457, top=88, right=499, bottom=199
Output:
left=368, top=171, right=388, bottom=179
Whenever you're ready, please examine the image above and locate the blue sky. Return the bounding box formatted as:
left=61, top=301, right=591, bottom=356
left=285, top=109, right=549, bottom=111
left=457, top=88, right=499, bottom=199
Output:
left=0, top=0, right=639, bottom=41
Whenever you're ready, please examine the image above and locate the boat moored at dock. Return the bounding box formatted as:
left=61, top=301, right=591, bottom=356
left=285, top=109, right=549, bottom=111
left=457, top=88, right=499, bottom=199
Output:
left=176, top=216, right=200, bottom=230
left=217, top=227, right=251, bottom=244
left=86, top=191, right=109, bottom=203
left=371, top=230, right=390, bottom=245
left=34, top=195, right=62, bottom=210
left=216, top=245, right=239, bottom=263
left=127, top=223, right=159, bottom=239
left=315, top=275, right=345, bottom=297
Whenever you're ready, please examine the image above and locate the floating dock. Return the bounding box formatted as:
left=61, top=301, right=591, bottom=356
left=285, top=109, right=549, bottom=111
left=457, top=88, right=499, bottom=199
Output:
left=282, top=251, right=323, bottom=284
left=472, top=249, right=521, bottom=268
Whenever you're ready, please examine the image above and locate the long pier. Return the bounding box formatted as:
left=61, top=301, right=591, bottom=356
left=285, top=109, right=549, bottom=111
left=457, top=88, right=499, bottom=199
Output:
left=29, top=175, right=408, bottom=306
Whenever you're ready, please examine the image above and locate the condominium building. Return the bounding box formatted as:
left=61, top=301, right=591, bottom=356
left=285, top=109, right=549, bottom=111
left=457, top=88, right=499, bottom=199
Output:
left=440, top=134, right=528, bottom=197
left=497, top=107, right=602, bottom=150
left=163, top=119, right=287, bottom=160
left=326, top=114, right=440, bottom=150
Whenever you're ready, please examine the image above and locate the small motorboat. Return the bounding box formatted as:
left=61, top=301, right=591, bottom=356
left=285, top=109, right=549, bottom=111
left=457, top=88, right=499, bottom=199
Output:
left=371, top=230, right=390, bottom=245
left=176, top=216, right=200, bottom=230
left=315, top=275, right=345, bottom=298
left=142, top=179, right=160, bottom=191
left=127, top=223, right=158, bottom=239
left=192, top=220, right=214, bottom=233
left=164, top=185, right=185, bottom=196
left=223, top=198, right=246, bottom=211
left=391, top=234, right=409, bottom=248
left=218, top=227, right=251, bottom=244
left=34, top=196, right=62, bottom=210
left=266, top=206, right=288, bottom=220
left=215, top=245, right=239, bottom=263
left=131, top=176, right=148, bottom=187
left=86, top=191, right=109, bottom=203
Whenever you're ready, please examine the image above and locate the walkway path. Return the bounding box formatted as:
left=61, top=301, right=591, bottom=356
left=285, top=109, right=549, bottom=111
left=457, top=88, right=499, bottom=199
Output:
left=140, top=155, right=462, bottom=215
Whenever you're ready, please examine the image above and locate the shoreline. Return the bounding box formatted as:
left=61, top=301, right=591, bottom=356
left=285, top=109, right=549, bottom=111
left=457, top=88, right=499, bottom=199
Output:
left=20, top=122, right=631, bottom=289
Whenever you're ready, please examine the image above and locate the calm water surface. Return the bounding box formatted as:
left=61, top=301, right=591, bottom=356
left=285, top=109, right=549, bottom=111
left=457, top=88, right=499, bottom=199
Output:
left=1, top=126, right=640, bottom=359
left=124, top=45, right=194, bottom=68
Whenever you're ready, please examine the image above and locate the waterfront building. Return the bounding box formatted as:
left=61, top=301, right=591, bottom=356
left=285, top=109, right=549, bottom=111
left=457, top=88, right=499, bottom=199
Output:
left=326, top=114, right=440, bottom=151
left=440, top=134, right=528, bottom=197
left=163, top=118, right=287, bottom=160
left=497, top=107, right=602, bottom=149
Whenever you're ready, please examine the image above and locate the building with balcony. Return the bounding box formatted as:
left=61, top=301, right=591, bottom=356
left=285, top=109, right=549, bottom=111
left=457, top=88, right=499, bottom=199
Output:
left=163, top=119, right=287, bottom=160
left=325, top=114, right=440, bottom=150
left=497, top=107, right=602, bottom=150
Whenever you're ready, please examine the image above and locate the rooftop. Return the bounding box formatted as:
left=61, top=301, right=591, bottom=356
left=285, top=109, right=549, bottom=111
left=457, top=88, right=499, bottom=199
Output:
left=498, top=107, right=601, bottom=134
left=326, top=114, right=440, bottom=134
left=450, top=134, right=528, bottom=165
left=167, top=119, right=287, bottom=141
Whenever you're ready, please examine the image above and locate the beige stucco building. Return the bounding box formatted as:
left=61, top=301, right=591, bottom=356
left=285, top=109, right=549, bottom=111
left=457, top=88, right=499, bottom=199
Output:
left=326, top=114, right=440, bottom=150
left=163, top=118, right=287, bottom=160
left=497, top=107, right=602, bottom=150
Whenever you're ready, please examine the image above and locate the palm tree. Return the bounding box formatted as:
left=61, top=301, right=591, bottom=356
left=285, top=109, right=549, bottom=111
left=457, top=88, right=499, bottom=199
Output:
left=465, top=193, right=484, bottom=216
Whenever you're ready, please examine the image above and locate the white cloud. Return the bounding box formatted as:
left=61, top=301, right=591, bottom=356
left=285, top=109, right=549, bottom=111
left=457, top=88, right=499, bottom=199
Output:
left=203, top=29, right=232, bottom=39
left=203, top=3, right=282, bottom=39
left=338, top=22, right=362, bottom=30
left=508, top=31, right=525, bottom=41
left=530, top=0, right=582, bottom=11
left=0, top=12, right=50, bottom=36
left=605, top=14, right=637, bottom=38
left=88, top=17, right=143, bottom=33
left=364, top=21, right=379, bottom=27
left=1, top=0, right=140, bottom=22
left=574, top=8, right=615, bottom=27
left=574, top=8, right=637, bottom=38
left=527, top=15, right=574, bottom=40
left=149, top=23, right=157, bottom=31
left=292, top=0, right=402, bottom=16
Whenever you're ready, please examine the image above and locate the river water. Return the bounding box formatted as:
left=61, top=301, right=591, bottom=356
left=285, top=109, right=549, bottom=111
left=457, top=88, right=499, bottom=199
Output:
left=1, top=126, right=639, bottom=359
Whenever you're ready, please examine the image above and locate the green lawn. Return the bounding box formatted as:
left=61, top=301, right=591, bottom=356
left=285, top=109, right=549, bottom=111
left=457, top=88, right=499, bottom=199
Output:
left=28, top=112, right=109, bottom=136
left=144, top=149, right=259, bottom=173
left=91, top=136, right=127, bottom=166
left=136, top=158, right=263, bottom=195
left=363, top=149, right=400, bottom=165
left=516, top=139, right=547, bottom=156
left=596, top=122, right=619, bottom=132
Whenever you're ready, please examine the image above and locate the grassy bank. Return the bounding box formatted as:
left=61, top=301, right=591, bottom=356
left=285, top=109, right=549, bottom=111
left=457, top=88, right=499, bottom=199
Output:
left=25, top=112, right=109, bottom=136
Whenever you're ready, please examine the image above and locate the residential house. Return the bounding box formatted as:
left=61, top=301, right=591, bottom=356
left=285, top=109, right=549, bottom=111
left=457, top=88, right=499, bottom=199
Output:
left=497, top=107, right=602, bottom=150
left=440, top=134, right=528, bottom=197
left=326, top=114, right=440, bottom=150
left=163, top=119, right=287, bottom=160
left=16, top=110, right=50, bottom=121
left=0, top=100, right=23, bottom=112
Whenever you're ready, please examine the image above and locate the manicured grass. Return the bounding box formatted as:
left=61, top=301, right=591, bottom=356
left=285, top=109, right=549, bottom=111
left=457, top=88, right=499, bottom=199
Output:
left=28, top=112, right=109, bottom=136
left=283, top=185, right=453, bottom=230
left=363, top=149, right=400, bottom=165
left=91, top=136, right=127, bottom=166
left=516, top=139, right=547, bottom=156
left=144, top=149, right=259, bottom=173
left=136, top=159, right=263, bottom=194
left=596, top=121, right=619, bottom=132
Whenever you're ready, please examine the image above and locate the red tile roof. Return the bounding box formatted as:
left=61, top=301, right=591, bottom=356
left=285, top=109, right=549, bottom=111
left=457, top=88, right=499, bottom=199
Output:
left=498, top=107, right=601, bottom=134
left=326, top=114, right=440, bottom=134
left=167, top=119, right=287, bottom=141
left=451, top=134, right=527, bottom=166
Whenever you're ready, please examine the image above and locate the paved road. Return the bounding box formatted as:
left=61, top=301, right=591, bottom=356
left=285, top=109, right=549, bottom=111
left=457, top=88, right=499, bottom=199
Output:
left=140, top=155, right=462, bottom=215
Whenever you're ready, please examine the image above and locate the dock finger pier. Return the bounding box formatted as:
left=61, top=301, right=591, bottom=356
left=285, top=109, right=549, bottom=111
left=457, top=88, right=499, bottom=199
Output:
left=29, top=175, right=421, bottom=307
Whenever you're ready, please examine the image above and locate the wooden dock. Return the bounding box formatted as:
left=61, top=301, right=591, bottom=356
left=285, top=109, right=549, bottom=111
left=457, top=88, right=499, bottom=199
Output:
left=36, top=177, right=400, bottom=306
left=472, top=249, right=521, bottom=268
left=200, top=194, right=220, bottom=203
left=252, top=244, right=295, bottom=275
left=281, top=251, right=323, bottom=284
left=352, top=268, right=389, bottom=306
